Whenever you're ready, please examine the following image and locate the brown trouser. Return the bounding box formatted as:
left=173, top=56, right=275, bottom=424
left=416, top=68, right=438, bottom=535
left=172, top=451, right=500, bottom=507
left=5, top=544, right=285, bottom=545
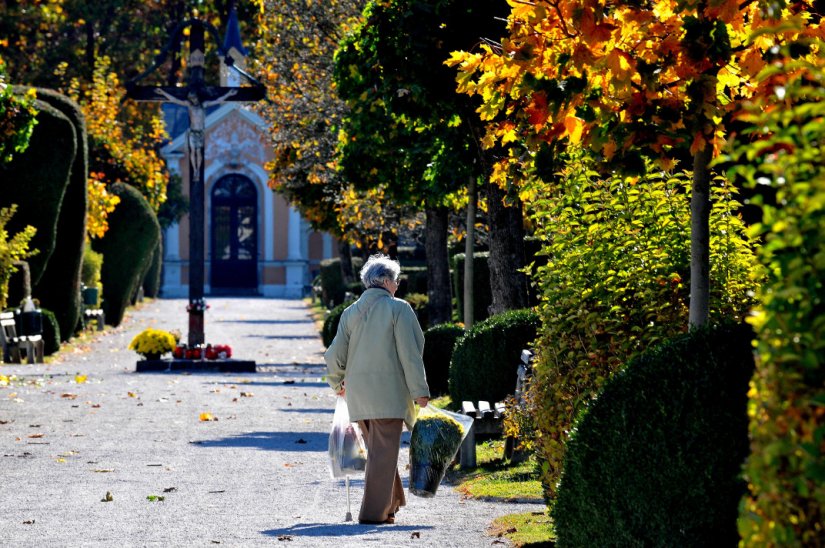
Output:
left=357, top=419, right=406, bottom=522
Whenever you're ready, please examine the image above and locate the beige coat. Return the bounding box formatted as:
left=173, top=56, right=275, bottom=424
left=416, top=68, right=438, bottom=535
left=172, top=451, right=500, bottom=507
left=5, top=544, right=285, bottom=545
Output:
left=325, top=288, right=430, bottom=429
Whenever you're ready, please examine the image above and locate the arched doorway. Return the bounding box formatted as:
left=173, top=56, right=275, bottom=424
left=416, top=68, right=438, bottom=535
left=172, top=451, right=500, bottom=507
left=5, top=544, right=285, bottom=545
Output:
left=210, top=174, right=258, bottom=291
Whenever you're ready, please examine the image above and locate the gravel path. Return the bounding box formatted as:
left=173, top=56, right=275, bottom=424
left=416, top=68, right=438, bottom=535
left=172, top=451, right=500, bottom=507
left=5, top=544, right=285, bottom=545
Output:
left=0, top=297, right=544, bottom=547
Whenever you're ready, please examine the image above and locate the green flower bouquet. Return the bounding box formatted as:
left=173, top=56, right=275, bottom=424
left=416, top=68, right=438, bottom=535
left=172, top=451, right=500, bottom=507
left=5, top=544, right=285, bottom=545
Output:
left=409, top=406, right=473, bottom=497
left=129, top=328, right=177, bottom=360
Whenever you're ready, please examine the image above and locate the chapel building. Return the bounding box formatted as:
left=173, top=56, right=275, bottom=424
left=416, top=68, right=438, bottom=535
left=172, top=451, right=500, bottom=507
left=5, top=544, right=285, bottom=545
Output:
left=160, top=10, right=337, bottom=298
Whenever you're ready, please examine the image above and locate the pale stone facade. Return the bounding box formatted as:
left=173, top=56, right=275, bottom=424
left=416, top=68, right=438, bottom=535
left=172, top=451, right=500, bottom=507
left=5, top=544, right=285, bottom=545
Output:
left=160, top=103, right=337, bottom=298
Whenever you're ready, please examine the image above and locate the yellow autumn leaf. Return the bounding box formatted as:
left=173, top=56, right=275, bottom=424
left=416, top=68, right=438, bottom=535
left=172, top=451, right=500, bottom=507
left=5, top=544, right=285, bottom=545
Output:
left=564, top=116, right=585, bottom=144
left=199, top=412, right=216, bottom=422
left=75, top=374, right=87, bottom=384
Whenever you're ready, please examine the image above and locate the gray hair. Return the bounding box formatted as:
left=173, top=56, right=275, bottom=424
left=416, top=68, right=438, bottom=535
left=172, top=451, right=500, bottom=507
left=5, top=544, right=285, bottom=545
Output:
left=360, top=254, right=401, bottom=289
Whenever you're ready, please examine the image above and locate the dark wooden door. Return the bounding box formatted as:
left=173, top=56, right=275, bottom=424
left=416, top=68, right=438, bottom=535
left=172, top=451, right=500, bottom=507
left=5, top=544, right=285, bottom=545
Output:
left=210, top=174, right=258, bottom=289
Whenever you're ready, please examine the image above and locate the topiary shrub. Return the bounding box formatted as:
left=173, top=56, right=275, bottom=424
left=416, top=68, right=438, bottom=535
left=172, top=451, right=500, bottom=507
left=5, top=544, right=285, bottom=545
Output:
left=81, top=243, right=103, bottom=289
left=142, top=239, right=162, bottom=298
left=397, top=266, right=427, bottom=298
left=39, top=307, right=61, bottom=356
left=449, top=309, right=539, bottom=405
left=423, top=323, right=464, bottom=396
left=319, top=258, right=346, bottom=308
left=451, top=251, right=491, bottom=324
left=405, top=292, right=429, bottom=330
left=0, top=97, right=75, bottom=286
left=553, top=324, right=755, bottom=547
left=322, top=299, right=355, bottom=348
left=92, top=183, right=160, bottom=327
left=25, top=88, right=88, bottom=343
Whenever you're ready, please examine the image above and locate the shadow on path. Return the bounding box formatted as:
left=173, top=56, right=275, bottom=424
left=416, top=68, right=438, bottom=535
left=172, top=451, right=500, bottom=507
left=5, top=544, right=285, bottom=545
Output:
left=278, top=408, right=334, bottom=414
left=213, top=319, right=313, bottom=325
left=191, top=431, right=327, bottom=452
left=262, top=523, right=433, bottom=538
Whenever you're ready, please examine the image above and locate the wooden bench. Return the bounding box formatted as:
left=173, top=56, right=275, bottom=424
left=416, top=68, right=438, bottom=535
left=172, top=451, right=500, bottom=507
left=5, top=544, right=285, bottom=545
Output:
left=0, top=311, right=44, bottom=364
left=459, top=400, right=506, bottom=468
left=457, top=349, right=534, bottom=468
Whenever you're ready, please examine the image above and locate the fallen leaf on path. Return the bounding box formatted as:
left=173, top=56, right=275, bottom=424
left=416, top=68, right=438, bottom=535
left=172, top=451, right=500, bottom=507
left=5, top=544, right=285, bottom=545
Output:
left=91, top=404, right=101, bottom=408
left=61, top=393, right=78, bottom=399
left=27, top=433, right=45, bottom=439
left=411, top=532, right=421, bottom=539
left=128, top=392, right=138, bottom=398
left=56, top=458, right=66, bottom=463
left=163, top=487, right=177, bottom=493
left=23, top=520, right=35, bottom=525
left=277, top=535, right=292, bottom=541
left=199, top=412, right=217, bottom=422
left=75, top=375, right=87, bottom=384
left=146, top=495, right=165, bottom=502
left=101, top=491, right=113, bottom=502
left=240, top=392, right=253, bottom=397
left=0, top=419, right=10, bottom=424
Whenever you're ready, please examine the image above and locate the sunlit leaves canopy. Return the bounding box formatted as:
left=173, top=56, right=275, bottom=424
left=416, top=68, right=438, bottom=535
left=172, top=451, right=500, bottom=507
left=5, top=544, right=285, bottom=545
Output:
left=446, top=0, right=819, bottom=178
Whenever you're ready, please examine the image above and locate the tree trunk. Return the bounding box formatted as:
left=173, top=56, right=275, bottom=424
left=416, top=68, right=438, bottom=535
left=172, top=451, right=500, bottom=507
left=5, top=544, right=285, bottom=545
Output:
left=487, top=182, right=528, bottom=315
left=338, top=240, right=354, bottom=284
left=425, top=206, right=452, bottom=326
left=689, top=143, right=712, bottom=327
left=464, top=176, right=476, bottom=329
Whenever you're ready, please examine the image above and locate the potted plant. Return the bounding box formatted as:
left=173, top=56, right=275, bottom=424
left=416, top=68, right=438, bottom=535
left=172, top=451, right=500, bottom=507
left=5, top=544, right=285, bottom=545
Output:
left=128, top=328, right=176, bottom=361
left=409, top=409, right=468, bottom=497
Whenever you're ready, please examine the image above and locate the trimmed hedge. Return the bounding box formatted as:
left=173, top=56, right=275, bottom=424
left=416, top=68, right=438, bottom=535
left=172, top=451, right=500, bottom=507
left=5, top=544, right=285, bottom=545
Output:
left=451, top=251, right=491, bottom=324
left=322, top=299, right=355, bottom=348
left=0, top=97, right=75, bottom=286
left=553, top=324, right=755, bottom=547
left=92, top=183, right=160, bottom=327
left=319, top=258, right=346, bottom=307
left=39, top=307, right=61, bottom=356
left=142, top=239, right=162, bottom=298
left=81, top=243, right=103, bottom=288
left=405, top=292, right=429, bottom=330
left=26, top=88, right=88, bottom=342
left=423, top=323, right=464, bottom=396
left=397, top=266, right=427, bottom=298
left=449, top=309, right=539, bottom=405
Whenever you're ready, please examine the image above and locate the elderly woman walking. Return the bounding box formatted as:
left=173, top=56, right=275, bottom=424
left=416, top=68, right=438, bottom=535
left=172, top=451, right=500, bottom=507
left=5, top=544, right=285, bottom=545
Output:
left=325, top=254, right=430, bottom=525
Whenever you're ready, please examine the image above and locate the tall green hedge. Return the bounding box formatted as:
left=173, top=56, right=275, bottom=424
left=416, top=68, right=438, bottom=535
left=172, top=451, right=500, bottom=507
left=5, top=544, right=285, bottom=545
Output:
left=527, top=157, right=760, bottom=501
left=553, top=324, right=754, bottom=547
left=142, top=239, right=162, bottom=298
left=319, top=258, right=346, bottom=307
left=727, top=44, right=825, bottom=545
left=451, top=251, right=491, bottom=324
left=24, top=88, right=88, bottom=341
left=0, top=98, right=75, bottom=286
left=449, top=309, right=539, bottom=405
left=423, top=323, right=464, bottom=396
left=322, top=299, right=355, bottom=348
left=92, top=183, right=160, bottom=326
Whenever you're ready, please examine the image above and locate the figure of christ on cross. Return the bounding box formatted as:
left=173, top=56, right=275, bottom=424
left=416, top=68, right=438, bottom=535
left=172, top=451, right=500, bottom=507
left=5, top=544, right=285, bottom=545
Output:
left=155, top=88, right=238, bottom=175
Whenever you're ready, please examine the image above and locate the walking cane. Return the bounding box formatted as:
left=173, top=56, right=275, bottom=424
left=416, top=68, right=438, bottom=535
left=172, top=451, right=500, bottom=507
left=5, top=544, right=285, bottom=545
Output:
left=345, top=476, right=353, bottom=521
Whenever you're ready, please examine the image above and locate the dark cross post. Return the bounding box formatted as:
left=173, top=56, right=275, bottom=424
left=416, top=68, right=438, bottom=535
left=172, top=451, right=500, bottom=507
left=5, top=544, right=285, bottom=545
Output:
left=125, top=18, right=265, bottom=347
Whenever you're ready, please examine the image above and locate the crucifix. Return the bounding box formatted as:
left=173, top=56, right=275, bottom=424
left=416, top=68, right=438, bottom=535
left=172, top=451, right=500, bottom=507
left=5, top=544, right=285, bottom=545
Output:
left=124, top=17, right=265, bottom=347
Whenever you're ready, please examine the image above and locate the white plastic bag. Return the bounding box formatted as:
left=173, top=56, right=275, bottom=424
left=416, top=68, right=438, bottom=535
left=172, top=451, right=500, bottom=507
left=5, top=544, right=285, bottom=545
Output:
left=408, top=406, right=474, bottom=497
left=328, top=396, right=367, bottom=479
